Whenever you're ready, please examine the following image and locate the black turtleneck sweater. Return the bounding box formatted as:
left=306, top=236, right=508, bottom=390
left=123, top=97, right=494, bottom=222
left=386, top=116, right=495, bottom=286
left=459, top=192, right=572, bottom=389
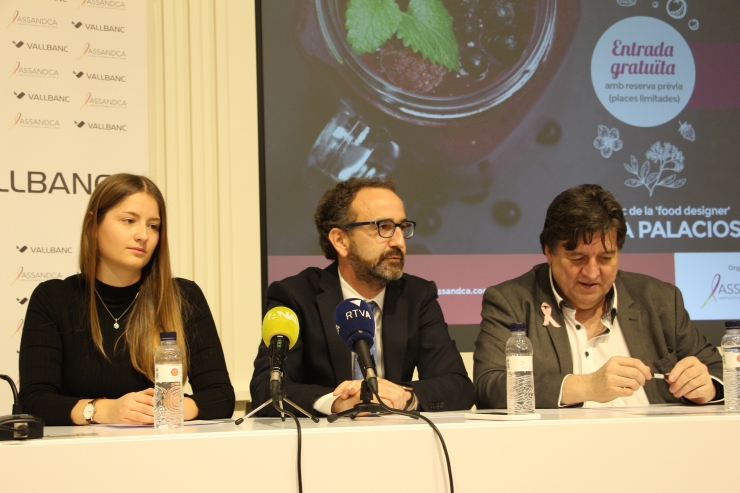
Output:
left=19, top=274, right=235, bottom=425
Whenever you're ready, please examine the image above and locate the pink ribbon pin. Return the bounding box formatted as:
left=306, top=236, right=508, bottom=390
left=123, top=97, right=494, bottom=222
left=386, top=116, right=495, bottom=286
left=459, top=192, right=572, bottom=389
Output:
left=541, top=303, right=561, bottom=328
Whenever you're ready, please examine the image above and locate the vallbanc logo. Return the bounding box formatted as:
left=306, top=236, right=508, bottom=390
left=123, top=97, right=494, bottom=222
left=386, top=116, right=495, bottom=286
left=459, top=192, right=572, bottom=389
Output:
left=73, top=70, right=126, bottom=82
left=11, top=40, right=68, bottom=52
left=79, top=0, right=127, bottom=10
left=0, top=171, right=110, bottom=194
left=11, top=267, right=63, bottom=284
left=74, top=120, right=127, bottom=131
left=71, top=20, right=125, bottom=33
left=9, top=62, right=60, bottom=79
left=17, top=245, right=72, bottom=254
left=14, top=91, right=70, bottom=103
left=81, top=92, right=128, bottom=109
left=80, top=42, right=126, bottom=60
left=7, top=11, right=58, bottom=29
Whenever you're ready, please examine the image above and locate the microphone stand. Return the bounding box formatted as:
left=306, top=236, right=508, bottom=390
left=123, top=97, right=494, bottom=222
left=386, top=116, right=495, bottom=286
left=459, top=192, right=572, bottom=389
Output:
left=235, top=381, right=319, bottom=425
left=326, top=380, right=420, bottom=423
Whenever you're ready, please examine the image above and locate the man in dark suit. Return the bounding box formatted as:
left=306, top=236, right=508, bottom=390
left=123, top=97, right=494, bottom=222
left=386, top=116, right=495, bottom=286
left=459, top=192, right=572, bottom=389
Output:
left=250, top=177, right=474, bottom=416
left=474, top=184, right=723, bottom=409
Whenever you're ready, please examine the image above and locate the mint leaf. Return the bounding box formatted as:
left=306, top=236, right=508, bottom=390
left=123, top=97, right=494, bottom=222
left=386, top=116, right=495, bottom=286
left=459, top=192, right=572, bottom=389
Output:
left=345, top=0, right=403, bottom=55
left=397, top=0, right=459, bottom=71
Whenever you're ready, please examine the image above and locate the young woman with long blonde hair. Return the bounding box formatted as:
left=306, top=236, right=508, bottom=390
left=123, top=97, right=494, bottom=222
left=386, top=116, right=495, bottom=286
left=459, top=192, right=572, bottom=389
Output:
left=20, top=174, right=234, bottom=425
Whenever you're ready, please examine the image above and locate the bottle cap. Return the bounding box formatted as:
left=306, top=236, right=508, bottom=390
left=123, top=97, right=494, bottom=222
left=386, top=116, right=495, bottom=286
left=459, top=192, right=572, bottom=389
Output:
left=159, top=331, right=177, bottom=341
left=509, top=322, right=527, bottom=332
left=725, top=321, right=740, bottom=329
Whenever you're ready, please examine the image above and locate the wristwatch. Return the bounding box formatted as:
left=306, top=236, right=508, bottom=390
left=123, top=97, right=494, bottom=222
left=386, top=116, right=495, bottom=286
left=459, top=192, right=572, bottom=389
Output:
left=83, top=398, right=102, bottom=424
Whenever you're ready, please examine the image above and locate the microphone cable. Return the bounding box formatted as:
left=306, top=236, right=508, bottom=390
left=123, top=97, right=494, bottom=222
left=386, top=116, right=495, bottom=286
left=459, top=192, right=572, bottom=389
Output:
left=272, top=400, right=304, bottom=493
left=373, top=392, right=454, bottom=493
left=1, top=374, right=44, bottom=440
left=0, top=374, right=21, bottom=415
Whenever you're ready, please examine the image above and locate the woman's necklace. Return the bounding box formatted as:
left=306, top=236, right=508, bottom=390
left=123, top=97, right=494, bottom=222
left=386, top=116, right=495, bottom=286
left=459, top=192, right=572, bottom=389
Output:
left=94, top=289, right=139, bottom=329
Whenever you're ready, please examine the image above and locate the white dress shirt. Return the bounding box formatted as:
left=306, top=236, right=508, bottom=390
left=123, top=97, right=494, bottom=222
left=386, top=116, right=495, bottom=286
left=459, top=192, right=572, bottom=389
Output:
left=550, top=269, right=651, bottom=407
left=312, top=271, right=386, bottom=415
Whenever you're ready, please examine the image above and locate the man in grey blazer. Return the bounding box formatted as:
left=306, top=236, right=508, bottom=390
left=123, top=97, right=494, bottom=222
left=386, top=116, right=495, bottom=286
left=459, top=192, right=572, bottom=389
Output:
left=474, top=184, right=723, bottom=409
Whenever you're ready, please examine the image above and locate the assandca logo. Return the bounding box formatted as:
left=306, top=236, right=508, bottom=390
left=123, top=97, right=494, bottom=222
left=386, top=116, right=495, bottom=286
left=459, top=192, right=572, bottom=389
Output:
left=11, top=319, right=24, bottom=338
left=74, top=120, right=127, bottom=131
left=71, top=20, right=125, bottom=33
left=9, top=62, right=59, bottom=79
left=80, top=42, right=126, bottom=60
left=12, top=267, right=63, bottom=283
left=79, top=0, right=127, bottom=10
left=11, top=40, right=68, bottom=52
left=9, top=112, right=60, bottom=130
left=72, top=70, right=126, bottom=82
left=14, top=90, right=70, bottom=103
left=81, top=92, right=127, bottom=109
left=701, top=273, right=740, bottom=308
left=10, top=267, right=23, bottom=284
left=7, top=11, right=58, bottom=29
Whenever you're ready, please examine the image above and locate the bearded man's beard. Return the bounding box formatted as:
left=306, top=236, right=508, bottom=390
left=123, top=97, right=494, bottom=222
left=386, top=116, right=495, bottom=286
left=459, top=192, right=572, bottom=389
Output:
left=347, top=243, right=405, bottom=290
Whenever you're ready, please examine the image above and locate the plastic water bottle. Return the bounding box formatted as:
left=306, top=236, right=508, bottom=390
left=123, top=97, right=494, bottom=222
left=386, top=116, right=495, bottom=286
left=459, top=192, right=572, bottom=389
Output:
left=154, top=332, right=184, bottom=428
left=506, top=322, right=535, bottom=414
left=722, top=320, right=740, bottom=412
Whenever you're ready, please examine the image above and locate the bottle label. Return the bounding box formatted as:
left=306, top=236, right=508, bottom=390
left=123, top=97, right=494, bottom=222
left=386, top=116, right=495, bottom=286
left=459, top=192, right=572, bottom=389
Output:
left=155, top=364, right=183, bottom=383
left=507, top=355, right=533, bottom=372
left=723, top=348, right=740, bottom=369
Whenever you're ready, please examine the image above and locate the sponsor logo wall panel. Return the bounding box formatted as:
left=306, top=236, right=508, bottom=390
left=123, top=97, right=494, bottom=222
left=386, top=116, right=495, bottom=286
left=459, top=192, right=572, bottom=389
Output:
left=0, top=0, right=149, bottom=413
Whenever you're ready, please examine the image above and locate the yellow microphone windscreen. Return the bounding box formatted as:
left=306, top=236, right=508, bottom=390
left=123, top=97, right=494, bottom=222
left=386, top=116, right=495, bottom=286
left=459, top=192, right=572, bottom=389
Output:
left=262, top=306, right=299, bottom=349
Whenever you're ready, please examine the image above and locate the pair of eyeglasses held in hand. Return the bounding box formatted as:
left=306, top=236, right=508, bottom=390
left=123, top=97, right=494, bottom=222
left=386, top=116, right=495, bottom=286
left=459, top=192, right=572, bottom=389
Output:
left=345, top=219, right=416, bottom=239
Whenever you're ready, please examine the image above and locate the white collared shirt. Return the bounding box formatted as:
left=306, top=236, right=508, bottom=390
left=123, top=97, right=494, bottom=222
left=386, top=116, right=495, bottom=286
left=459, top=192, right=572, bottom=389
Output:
left=550, top=269, right=650, bottom=407
left=312, top=271, right=386, bottom=415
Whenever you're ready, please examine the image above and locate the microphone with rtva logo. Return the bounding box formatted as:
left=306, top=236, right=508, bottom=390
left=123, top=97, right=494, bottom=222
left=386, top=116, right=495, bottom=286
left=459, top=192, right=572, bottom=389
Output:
left=334, top=298, right=378, bottom=394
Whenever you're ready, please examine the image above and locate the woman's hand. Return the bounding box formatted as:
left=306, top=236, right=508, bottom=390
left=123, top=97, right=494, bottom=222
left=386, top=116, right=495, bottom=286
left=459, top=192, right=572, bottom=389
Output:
left=73, top=389, right=200, bottom=425
left=82, top=389, right=155, bottom=425
left=104, top=388, right=155, bottom=424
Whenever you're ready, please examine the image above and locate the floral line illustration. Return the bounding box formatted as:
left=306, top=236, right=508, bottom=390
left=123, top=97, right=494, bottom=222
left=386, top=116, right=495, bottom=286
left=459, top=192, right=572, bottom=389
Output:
left=624, top=141, right=686, bottom=196
left=593, top=125, right=623, bottom=158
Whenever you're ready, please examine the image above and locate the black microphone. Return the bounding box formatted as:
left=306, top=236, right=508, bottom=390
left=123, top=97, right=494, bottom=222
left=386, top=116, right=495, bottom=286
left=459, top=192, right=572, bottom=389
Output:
left=0, top=374, right=44, bottom=441
left=261, top=307, right=300, bottom=397
left=334, top=298, right=378, bottom=394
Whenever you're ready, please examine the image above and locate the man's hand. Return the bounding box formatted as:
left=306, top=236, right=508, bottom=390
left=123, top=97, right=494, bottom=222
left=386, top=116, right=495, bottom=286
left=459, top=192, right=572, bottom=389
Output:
left=667, top=356, right=716, bottom=404
left=331, top=379, right=410, bottom=413
left=561, top=356, right=652, bottom=405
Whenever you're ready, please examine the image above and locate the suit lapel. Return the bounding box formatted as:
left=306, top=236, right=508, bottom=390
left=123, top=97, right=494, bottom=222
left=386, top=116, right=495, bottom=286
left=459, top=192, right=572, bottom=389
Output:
left=317, top=265, right=353, bottom=384
left=536, top=265, right=573, bottom=374
left=615, top=276, right=660, bottom=402
left=380, top=280, right=407, bottom=382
